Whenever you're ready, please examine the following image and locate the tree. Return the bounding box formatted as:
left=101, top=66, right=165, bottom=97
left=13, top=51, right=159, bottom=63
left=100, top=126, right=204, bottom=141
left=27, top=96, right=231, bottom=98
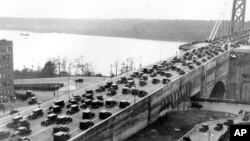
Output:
left=40, top=60, right=57, bottom=77
left=114, top=57, right=119, bottom=76
left=75, top=56, right=84, bottom=76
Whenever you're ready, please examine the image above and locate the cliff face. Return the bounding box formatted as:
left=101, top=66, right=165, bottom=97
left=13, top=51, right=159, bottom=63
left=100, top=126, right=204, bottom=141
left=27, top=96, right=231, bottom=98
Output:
left=0, top=18, right=249, bottom=42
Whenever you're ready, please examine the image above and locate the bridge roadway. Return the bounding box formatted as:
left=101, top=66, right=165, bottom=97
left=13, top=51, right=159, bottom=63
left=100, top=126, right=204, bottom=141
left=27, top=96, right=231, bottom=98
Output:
left=1, top=45, right=228, bottom=141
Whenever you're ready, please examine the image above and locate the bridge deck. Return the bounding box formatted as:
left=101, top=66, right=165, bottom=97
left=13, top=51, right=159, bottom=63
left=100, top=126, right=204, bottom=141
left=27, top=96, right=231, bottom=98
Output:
left=0, top=45, right=229, bottom=141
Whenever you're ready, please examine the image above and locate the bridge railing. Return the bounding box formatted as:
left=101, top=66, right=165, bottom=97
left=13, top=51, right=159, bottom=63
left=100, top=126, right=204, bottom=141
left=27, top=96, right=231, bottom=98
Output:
left=191, top=98, right=250, bottom=105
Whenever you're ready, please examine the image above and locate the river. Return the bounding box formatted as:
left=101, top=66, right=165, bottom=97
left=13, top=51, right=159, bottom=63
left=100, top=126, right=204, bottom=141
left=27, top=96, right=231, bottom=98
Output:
left=0, top=30, right=184, bottom=75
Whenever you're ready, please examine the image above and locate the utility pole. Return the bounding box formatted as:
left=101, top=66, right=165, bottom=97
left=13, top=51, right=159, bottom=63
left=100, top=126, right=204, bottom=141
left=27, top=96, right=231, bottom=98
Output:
left=139, top=56, right=142, bottom=71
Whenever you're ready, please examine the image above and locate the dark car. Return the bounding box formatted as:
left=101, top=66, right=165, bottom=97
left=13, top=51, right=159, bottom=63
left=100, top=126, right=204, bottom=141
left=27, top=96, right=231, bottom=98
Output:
left=28, top=97, right=37, bottom=105
left=152, top=78, right=160, bottom=84
left=183, top=136, right=191, bottom=141
left=84, top=99, right=92, bottom=107
left=214, top=123, right=223, bottom=131
left=191, top=102, right=203, bottom=108
left=41, top=114, right=58, bottom=126
left=67, top=99, right=78, bottom=107
left=99, top=110, right=112, bottom=120
left=53, top=125, right=70, bottom=134
left=148, top=68, right=154, bottom=74
left=48, top=105, right=62, bottom=114
left=56, top=115, right=73, bottom=124
left=95, top=86, right=106, bottom=92
left=11, top=127, right=32, bottom=137
left=199, top=124, right=209, bottom=132
left=165, top=72, right=172, bottom=78
left=106, top=89, right=117, bottom=97
left=7, top=115, right=23, bottom=129
left=122, top=87, right=131, bottom=94
left=111, top=84, right=119, bottom=90
left=84, top=93, right=94, bottom=100
left=179, top=70, right=186, bottom=75
left=54, top=99, right=65, bottom=108
left=82, top=109, right=95, bottom=119
left=162, top=78, right=171, bottom=84
left=196, top=61, right=201, bottom=66
left=28, top=108, right=44, bottom=120
left=104, top=81, right=113, bottom=89
left=66, top=104, right=80, bottom=115
left=138, top=90, right=148, bottom=97
left=15, top=119, right=30, bottom=130
left=105, top=99, right=118, bottom=108
left=188, top=65, right=195, bottom=70
left=96, top=95, right=104, bottom=101
left=79, top=120, right=94, bottom=130
left=142, top=74, right=148, bottom=81
left=53, top=131, right=71, bottom=141
left=139, top=80, right=147, bottom=86
left=0, top=131, right=10, bottom=140
left=202, top=59, right=207, bottom=63
left=150, top=73, right=157, bottom=77
left=131, top=88, right=139, bottom=95
left=86, top=89, right=94, bottom=94
left=75, top=78, right=84, bottom=83
left=120, top=77, right=128, bottom=83
left=125, top=80, right=135, bottom=88
left=223, top=119, right=234, bottom=126
left=119, top=100, right=131, bottom=109
left=73, top=95, right=81, bottom=102
left=91, top=100, right=104, bottom=109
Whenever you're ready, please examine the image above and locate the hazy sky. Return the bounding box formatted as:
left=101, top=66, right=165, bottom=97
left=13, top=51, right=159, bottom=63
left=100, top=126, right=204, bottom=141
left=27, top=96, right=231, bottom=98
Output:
left=0, top=0, right=249, bottom=20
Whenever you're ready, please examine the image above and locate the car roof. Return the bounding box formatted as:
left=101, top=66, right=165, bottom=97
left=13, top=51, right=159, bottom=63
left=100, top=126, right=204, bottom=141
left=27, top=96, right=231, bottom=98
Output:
left=53, top=105, right=60, bottom=108
left=55, top=99, right=64, bottom=103
left=81, top=119, right=91, bottom=123
left=33, top=108, right=42, bottom=112
left=18, top=127, right=26, bottom=130
left=82, top=109, right=91, bottom=113
left=31, top=96, right=36, bottom=99
left=58, top=115, right=66, bottom=118
left=13, top=115, right=22, bottom=120
left=71, top=104, right=78, bottom=107
left=47, top=113, right=57, bottom=117
left=100, top=110, right=108, bottom=113
left=54, top=131, right=66, bottom=136
left=120, top=100, right=128, bottom=103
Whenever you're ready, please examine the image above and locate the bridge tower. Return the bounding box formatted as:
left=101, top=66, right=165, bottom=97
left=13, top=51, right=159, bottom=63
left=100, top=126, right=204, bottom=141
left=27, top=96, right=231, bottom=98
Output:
left=230, top=0, right=247, bottom=34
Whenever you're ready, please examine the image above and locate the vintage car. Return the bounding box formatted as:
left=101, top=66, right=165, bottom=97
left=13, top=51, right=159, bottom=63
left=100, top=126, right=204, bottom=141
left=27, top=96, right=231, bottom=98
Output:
left=73, top=95, right=81, bottom=102
left=95, top=86, right=106, bottom=92
left=83, top=99, right=92, bottom=107
left=79, top=120, right=94, bottom=130
left=139, top=80, right=147, bottom=86
left=152, top=78, right=160, bottom=84
left=48, top=105, right=62, bottom=114
left=10, top=109, right=19, bottom=115
left=90, top=100, right=104, bottom=109
left=96, top=95, right=104, bottom=101
left=122, top=87, right=131, bottom=94
left=14, top=119, right=30, bottom=130
left=188, top=65, right=195, bottom=70
left=179, top=70, right=186, bottom=75
left=138, top=90, right=148, bottom=97
left=106, top=89, right=117, bottom=97
left=7, top=115, right=23, bottom=129
left=11, top=127, right=32, bottom=137
left=162, top=78, right=171, bottom=84
left=111, top=84, right=118, bottom=90
left=54, top=99, right=65, bottom=108
left=56, top=115, right=73, bottom=124
left=84, top=94, right=94, bottom=100
left=125, top=80, right=135, bottom=88
left=9, top=136, right=30, bottom=141
left=53, top=131, right=71, bottom=141
left=66, top=105, right=80, bottom=115
left=105, top=99, right=118, bottom=108
left=28, top=108, right=44, bottom=120
left=0, top=131, right=10, bottom=140
left=214, top=123, right=223, bottom=131
left=131, top=88, right=139, bottom=95
left=53, top=125, right=70, bottom=134
left=150, top=72, right=157, bottom=77
left=99, top=110, right=112, bottom=120
left=142, top=74, right=148, bottom=81
left=165, top=72, right=172, bottom=78
left=119, top=100, right=130, bottom=109
left=28, top=97, right=37, bottom=105
left=82, top=109, right=95, bottom=119
left=86, top=89, right=94, bottom=94
left=41, top=114, right=58, bottom=126
left=199, top=124, right=209, bottom=132
left=104, top=81, right=113, bottom=89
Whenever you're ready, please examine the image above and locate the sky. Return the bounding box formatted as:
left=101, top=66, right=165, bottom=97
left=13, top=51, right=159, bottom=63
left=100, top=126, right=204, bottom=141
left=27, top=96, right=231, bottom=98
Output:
left=0, top=0, right=249, bottom=21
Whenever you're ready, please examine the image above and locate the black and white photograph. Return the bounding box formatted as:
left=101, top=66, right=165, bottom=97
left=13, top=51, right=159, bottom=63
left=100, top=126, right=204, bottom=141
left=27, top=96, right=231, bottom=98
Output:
left=0, top=0, right=250, bottom=141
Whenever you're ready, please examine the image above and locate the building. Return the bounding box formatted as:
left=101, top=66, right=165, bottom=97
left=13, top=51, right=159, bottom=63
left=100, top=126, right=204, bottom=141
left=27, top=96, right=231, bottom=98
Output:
left=0, top=39, right=14, bottom=103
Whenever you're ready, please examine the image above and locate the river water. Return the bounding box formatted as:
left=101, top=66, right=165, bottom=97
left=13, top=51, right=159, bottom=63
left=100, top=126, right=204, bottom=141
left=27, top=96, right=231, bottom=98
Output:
left=0, top=30, right=184, bottom=75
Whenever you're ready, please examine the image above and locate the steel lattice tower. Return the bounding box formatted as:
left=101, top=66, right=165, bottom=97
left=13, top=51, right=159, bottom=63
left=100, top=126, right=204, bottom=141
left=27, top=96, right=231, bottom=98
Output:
left=231, top=0, right=247, bottom=34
